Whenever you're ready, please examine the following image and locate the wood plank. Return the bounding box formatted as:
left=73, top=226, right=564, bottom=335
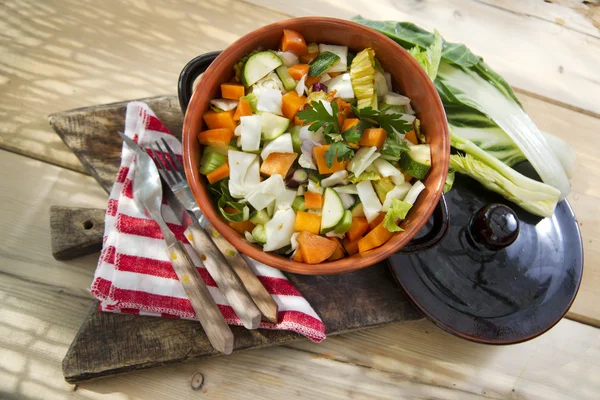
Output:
left=244, top=0, right=600, bottom=115
left=0, top=0, right=285, bottom=172
left=476, top=0, right=600, bottom=38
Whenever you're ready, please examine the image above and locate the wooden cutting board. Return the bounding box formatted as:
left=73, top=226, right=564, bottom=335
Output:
left=49, top=96, right=422, bottom=383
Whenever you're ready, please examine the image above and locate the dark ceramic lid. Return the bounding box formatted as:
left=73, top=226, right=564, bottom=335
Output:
left=388, top=163, right=583, bottom=344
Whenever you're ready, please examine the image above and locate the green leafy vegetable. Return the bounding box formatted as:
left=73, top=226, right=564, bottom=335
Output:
left=342, top=120, right=370, bottom=144
left=383, top=198, right=412, bottom=232
left=444, top=170, right=455, bottom=194
left=354, top=106, right=412, bottom=135
left=326, top=141, right=355, bottom=167
left=380, top=130, right=409, bottom=163
left=350, top=48, right=377, bottom=109
left=348, top=170, right=381, bottom=183
left=408, top=30, right=442, bottom=80
left=199, top=151, right=226, bottom=175
left=209, top=179, right=246, bottom=222
left=297, top=100, right=340, bottom=133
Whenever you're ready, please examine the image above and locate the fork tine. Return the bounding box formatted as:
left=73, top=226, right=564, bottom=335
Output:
left=150, top=145, right=176, bottom=186
left=160, top=138, right=186, bottom=177
left=155, top=140, right=183, bottom=183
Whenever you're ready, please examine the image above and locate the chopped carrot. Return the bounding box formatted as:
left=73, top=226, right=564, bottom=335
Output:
left=223, top=206, right=240, bottom=215
left=233, top=99, right=252, bottom=121
left=358, top=221, right=394, bottom=253
left=198, top=128, right=234, bottom=147
left=206, top=162, right=230, bottom=184
left=305, top=75, right=320, bottom=87
left=287, top=64, right=309, bottom=80
left=334, top=98, right=352, bottom=127
left=203, top=109, right=236, bottom=130
left=313, top=145, right=348, bottom=175
left=342, top=237, right=360, bottom=256
left=221, top=83, right=245, bottom=100
left=229, top=220, right=256, bottom=235
left=299, top=51, right=318, bottom=64
left=294, top=115, right=307, bottom=126
left=328, top=72, right=342, bottom=78
left=281, top=91, right=307, bottom=120
left=297, top=231, right=338, bottom=264
left=304, top=192, right=323, bottom=209
left=293, top=249, right=304, bottom=262
left=328, top=238, right=345, bottom=261
left=402, top=171, right=413, bottom=183
left=281, top=29, right=308, bottom=56
left=368, top=212, right=386, bottom=232
left=360, top=128, right=387, bottom=149
left=294, top=211, right=322, bottom=234
left=341, top=117, right=360, bottom=148
left=405, top=130, right=418, bottom=145
left=346, top=217, right=369, bottom=242
left=260, top=152, right=297, bottom=177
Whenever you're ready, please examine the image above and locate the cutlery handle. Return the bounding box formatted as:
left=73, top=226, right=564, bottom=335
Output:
left=203, top=224, right=279, bottom=324
left=184, top=223, right=262, bottom=329
left=167, top=241, right=234, bottom=355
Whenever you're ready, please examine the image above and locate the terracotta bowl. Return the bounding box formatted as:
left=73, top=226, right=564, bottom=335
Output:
left=182, top=17, right=449, bottom=275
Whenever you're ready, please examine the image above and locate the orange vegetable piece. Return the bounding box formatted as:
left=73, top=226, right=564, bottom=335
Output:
left=313, top=145, right=349, bottom=175
left=221, top=83, right=245, bottom=100
left=334, top=98, right=352, bottom=127
left=360, top=128, right=387, bottom=149
left=287, top=64, right=309, bottom=80
left=223, top=206, right=240, bottom=215
left=368, top=212, right=386, bottom=232
left=233, top=99, right=252, bottom=121
left=229, top=220, right=256, bottom=235
left=346, top=217, right=369, bottom=242
left=206, top=162, right=230, bottom=184
left=341, top=118, right=360, bottom=147
left=305, top=76, right=320, bottom=87
left=304, top=192, right=323, bottom=209
left=198, top=128, right=234, bottom=147
left=328, top=237, right=345, bottom=261
left=293, top=249, right=304, bottom=262
left=405, top=130, right=418, bottom=145
left=260, top=152, right=297, bottom=177
left=358, top=221, right=394, bottom=253
left=299, top=51, right=318, bottom=64
left=294, top=115, right=307, bottom=126
left=281, top=91, right=307, bottom=120
left=342, top=237, right=360, bottom=256
left=203, top=109, right=236, bottom=130
left=297, top=231, right=338, bottom=264
left=281, top=29, right=307, bottom=56
left=328, top=72, right=342, bottom=78
left=294, top=211, right=322, bottom=234
left=402, top=171, right=413, bottom=183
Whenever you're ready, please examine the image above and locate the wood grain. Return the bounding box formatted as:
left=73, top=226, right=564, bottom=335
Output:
left=50, top=206, right=105, bottom=260
left=243, top=0, right=600, bottom=115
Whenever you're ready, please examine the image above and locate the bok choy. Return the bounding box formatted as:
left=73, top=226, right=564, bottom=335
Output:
left=354, top=16, right=575, bottom=217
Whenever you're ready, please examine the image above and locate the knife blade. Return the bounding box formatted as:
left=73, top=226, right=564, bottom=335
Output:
left=164, top=185, right=263, bottom=329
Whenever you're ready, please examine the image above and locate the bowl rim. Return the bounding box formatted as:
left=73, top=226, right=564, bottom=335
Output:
left=182, top=16, right=449, bottom=274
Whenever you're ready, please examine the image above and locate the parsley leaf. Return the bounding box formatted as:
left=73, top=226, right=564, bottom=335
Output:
left=296, top=101, right=340, bottom=133
left=342, top=120, right=371, bottom=144
left=353, top=106, right=412, bottom=135
left=380, top=131, right=409, bottom=163
left=325, top=141, right=354, bottom=168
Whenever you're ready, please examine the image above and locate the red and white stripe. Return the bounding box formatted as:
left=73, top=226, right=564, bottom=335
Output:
left=90, top=102, right=326, bottom=343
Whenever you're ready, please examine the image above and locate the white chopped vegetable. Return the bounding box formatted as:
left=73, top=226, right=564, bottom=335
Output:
left=239, top=115, right=262, bottom=151
left=242, top=206, right=250, bottom=221
left=252, top=72, right=285, bottom=96
left=374, top=71, right=388, bottom=98
left=308, top=179, right=323, bottom=194
left=326, top=73, right=354, bottom=100
left=298, top=153, right=316, bottom=170
left=290, top=232, right=300, bottom=251
left=228, top=151, right=259, bottom=198
left=276, top=189, right=297, bottom=211
left=321, top=170, right=348, bottom=187
left=245, top=174, right=286, bottom=211
left=382, top=183, right=412, bottom=211
left=261, top=133, right=293, bottom=160
left=337, top=193, right=355, bottom=210
left=320, top=73, right=332, bottom=83
left=318, top=44, right=348, bottom=73
left=210, top=98, right=238, bottom=111
left=400, top=113, right=416, bottom=125
left=257, top=87, right=283, bottom=115
left=348, top=146, right=380, bottom=177
left=234, top=124, right=242, bottom=137
left=403, top=102, right=416, bottom=115
left=245, top=231, right=257, bottom=243
left=236, top=136, right=242, bottom=148
left=299, top=125, right=325, bottom=144
left=297, top=185, right=306, bottom=196
left=295, top=74, right=307, bottom=96
left=373, top=158, right=404, bottom=185
left=276, top=51, right=299, bottom=67
left=384, top=72, right=392, bottom=91
left=403, top=180, right=426, bottom=205
left=356, top=181, right=383, bottom=223
left=325, top=231, right=345, bottom=239
left=333, top=184, right=358, bottom=195
left=384, top=92, right=411, bottom=106
left=263, top=208, right=296, bottom=251
left=319, top=99, right=333, bottom=116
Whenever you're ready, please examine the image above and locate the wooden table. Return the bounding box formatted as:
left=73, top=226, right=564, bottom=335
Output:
left=1, top=0, right=599, bottom=398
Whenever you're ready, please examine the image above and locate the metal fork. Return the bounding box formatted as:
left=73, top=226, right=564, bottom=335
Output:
left=117, top=131, right=233, bottom=354
left=151, top=138, right=279, bottom=324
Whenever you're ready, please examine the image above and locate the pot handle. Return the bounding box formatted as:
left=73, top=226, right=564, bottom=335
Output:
left=397, top=193, right=449, bottom=254
left=178, top=51, right=222, bottom=113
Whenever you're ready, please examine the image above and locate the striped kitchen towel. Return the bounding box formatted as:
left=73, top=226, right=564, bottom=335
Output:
left=90, top=101, right=325, bottom=343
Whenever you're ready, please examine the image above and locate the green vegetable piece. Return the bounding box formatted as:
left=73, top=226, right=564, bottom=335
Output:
left=291, top=196, right=307, bottom=212
left=250, top=209, right=271, bottom=225
left=444, top=170, right=455, bottom=194
left=372, top=177, right=395, bottom=204
left=407, top=30, right=442, bottom=80
left=398, top=144, right=431, bottom=179
left=240, top=93, right=258, bottom=113
left=308, top=51, right=341, bottom=77
left=275, top=65, right=297, bottom=91
left=251, top=224, right=267, bottom=244
left=350, top=48, right=376, bottom=109
left=383, top=198, right=412, bottom=233
left=290, top=125, right=302, bottom=153
left=199, top=151, right=226, bottom=175
left=333, top=210, right=353, bottom=234
left=242, top=51, right=283, bottom=87
left=348, top=171, right=381, bottom=184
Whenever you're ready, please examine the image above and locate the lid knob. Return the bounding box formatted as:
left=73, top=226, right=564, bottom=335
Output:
left=468, top=203, right=519, bottom=251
